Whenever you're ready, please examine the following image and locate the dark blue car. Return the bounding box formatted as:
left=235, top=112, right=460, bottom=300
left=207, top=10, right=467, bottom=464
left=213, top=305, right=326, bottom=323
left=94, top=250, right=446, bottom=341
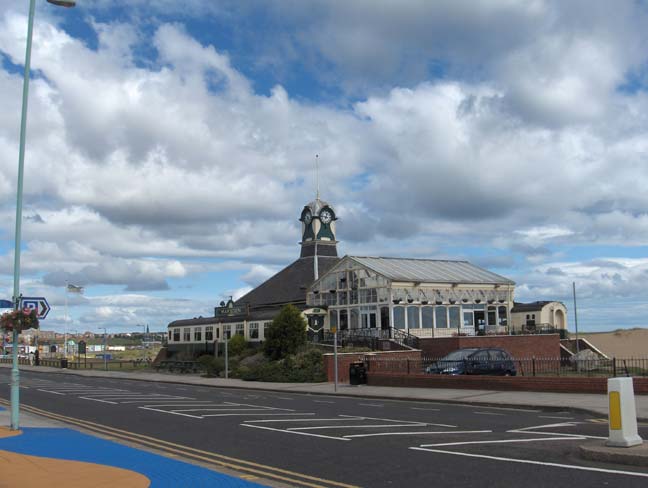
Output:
left=425, top=348, right=516, bottom=376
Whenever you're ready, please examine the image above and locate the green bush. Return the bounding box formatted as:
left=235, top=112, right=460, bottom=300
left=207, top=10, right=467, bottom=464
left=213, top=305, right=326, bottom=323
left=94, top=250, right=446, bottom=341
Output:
left=197, top=355, right=224, bottom=377
left=228, top=334, right=247, bottom=356
left=240, top=347, right=326, bottom=383
left=264, top=304, right=307, bottom=360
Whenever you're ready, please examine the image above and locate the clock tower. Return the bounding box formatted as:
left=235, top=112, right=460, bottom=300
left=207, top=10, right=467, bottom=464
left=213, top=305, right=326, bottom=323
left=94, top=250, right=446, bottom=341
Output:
left=300, top=197, right=338, bottom=258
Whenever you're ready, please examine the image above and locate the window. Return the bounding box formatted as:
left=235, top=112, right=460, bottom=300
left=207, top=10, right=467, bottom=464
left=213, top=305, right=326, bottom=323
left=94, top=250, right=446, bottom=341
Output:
left=393, top=307, right=406, bottom=329
left=329, top=310, right=338, bottom=329
left=183, top=328, right=191, bottom=341
left=435, top=307, right=448, bottom=328
left=168, top=330, right=172, bottom=341
left=349, top=290, right=358, bottom=304
left=339, top=310, right=348, bottom=330
left=449, top=306, right=460, bottom=329
left=205, top=326, right=213, bottom=341
left=263, top=322, right=271, bottom=339
left=422, top=307, right=434, bottom=328
left=236, top=323, right=245, bottom=336
left=350, top=308, right=359, bottom=329
left=172, top=329, right=180, bottom=341
left=498, top=306, right=508, bottom=326
left=532, top=314, right=535, bottom=319
left=194, top=327, right=202, bottom=342
left=463, top=311, right=474, bottom=326
left=526, top=314, right=530, bottom=320
left=249, top=322, right=259, bottom=339
left=407, top=306, right=420, bottom=329
left=338, top=291, right=347, bottom=305
left=223, top=325, right=231, bottom=339
left=487, top=307, right=496, bottom=326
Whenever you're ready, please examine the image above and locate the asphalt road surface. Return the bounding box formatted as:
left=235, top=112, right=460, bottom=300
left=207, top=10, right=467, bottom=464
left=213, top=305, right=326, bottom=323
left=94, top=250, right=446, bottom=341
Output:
left=2, top=369, right=648, bottom=488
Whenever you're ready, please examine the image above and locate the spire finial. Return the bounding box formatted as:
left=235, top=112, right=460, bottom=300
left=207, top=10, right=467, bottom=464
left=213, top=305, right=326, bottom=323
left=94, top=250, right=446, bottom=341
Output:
left=315, top=154, right=319, bottom=200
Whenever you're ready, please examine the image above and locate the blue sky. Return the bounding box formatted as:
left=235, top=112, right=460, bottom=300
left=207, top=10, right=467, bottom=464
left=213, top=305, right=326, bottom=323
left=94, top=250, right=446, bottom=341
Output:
left=1, top=1, right=648, bottom=333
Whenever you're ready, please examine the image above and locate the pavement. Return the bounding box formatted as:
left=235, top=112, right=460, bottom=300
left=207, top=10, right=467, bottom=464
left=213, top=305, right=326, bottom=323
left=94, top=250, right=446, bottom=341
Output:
left=1, top=363, right=647, bottom=485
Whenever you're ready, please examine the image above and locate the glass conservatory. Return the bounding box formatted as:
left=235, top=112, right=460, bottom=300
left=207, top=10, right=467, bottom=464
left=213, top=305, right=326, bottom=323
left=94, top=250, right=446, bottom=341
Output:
left=306, top=256, right=515, bottom=338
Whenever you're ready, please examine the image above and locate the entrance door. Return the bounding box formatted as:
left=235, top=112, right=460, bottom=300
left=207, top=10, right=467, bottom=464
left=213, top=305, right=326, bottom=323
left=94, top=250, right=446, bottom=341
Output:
left=361, top=311, right=377, bottom=329
left=474, top=311, right=485, bottom=335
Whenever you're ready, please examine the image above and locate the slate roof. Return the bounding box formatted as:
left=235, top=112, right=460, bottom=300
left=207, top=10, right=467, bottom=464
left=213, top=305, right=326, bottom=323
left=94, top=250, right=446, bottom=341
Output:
left=511, top=301, right=559, bottom=313
left=348, top=256, right=514, bottom=285
left=235, top=255, right=340, bottom=309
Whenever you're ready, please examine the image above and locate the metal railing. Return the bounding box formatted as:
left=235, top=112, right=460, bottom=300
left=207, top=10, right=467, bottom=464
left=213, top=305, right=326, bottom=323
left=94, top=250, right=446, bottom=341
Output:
left=365, top=356, right=648, bottom=378
left=0, top=357, right=153, bottom=370
left=307, top=327, right=420, bottom=350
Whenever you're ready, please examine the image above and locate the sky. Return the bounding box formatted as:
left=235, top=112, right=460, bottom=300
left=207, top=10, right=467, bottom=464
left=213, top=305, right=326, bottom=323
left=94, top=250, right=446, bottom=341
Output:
left=1, top=0, right=647, bottom=333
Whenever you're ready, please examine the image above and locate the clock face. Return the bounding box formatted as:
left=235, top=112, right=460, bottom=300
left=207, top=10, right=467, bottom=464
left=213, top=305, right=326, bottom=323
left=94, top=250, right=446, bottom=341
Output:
left=320, top=209, right=333, bottom=224
left=303, top=211, right=312, bottom=224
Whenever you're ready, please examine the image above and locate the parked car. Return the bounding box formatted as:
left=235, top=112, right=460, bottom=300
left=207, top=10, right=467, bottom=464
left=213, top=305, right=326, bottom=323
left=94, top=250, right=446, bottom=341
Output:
left=425, top=348, right=517, bottom=376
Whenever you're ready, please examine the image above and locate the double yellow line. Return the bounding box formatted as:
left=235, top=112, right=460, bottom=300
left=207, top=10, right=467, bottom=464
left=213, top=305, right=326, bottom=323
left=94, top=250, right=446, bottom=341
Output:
left=0, top=399, right=358, bottom=488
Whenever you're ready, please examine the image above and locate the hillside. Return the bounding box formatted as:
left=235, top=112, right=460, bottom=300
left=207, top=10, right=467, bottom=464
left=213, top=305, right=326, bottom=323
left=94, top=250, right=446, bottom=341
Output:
left=579, top=328, right=648, bottom=358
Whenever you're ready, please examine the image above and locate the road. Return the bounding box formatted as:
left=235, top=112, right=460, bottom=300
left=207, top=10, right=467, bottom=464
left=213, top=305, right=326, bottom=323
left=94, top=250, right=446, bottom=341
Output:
left=1, top=369, right=647, bottom=487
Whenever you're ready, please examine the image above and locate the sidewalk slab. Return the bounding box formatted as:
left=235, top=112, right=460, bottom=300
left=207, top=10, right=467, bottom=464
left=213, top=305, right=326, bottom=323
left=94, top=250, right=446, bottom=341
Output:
left=579, top=440, right=648, bottom=467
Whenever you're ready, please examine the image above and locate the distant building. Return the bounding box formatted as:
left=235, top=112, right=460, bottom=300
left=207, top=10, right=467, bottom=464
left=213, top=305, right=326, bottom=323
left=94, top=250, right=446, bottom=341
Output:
left=510, top=301, right=567, bottom=333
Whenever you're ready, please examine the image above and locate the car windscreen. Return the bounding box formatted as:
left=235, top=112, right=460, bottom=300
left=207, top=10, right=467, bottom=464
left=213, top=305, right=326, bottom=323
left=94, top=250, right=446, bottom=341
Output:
left=441, top=349, right=478, bottom=361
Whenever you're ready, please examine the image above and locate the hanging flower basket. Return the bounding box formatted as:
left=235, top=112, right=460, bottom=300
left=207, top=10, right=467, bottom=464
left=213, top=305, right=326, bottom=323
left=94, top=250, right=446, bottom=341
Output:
left=0, top=308, right=39, bottom=333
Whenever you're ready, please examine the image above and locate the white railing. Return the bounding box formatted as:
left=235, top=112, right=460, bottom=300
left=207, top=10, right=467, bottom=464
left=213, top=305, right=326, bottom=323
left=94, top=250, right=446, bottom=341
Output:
left=408, top=327, right=476, bottom=338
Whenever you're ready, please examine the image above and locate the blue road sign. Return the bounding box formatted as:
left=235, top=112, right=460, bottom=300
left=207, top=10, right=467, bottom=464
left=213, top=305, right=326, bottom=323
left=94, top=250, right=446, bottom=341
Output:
left=0, top=300, right=13, bottom=308
left=20, top=297, right=50, bottom=319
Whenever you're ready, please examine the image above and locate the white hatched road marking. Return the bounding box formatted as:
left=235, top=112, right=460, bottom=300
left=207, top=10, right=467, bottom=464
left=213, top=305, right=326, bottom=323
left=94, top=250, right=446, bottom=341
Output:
left=139, top=407, right=204, bottom=419
left=287, top=423, right=427, bottom=431
left=37, top=389, right=65, bottom=395
left=474, top=412, right=505, bottom=416
left=79, top=397, right=117, bottom=404
left=419, top=437, right=584, bottom=448
left=203, top=413, right=316, bottom=418
left=411, top=407, right=440, bottom=411
left=345, top=430, right=492, bottom=439
left=538, top=416, right=575, bottom=420
left=409, top=447, right=648, bottom=479
left=338, top=414, right=457, bottom=428
left=243, top=417, right=363, bottom=424
left=241, top=423, right=350, bottom=441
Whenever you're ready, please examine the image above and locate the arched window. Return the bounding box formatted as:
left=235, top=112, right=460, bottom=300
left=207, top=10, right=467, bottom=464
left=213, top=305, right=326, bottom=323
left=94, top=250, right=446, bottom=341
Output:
left=393, top=307, right=406, bottom=329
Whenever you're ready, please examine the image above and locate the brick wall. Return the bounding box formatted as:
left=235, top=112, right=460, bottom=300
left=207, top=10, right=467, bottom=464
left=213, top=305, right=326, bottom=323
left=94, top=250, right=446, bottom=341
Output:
left=323, top=350, right=421, bottom=383
left=368, top=372, right=648, bottom=395
left=419, top=334, right=560, bottom=359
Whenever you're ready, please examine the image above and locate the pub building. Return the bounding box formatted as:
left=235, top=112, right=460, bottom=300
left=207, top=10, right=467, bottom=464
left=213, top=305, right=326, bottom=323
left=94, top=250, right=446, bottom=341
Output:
left=166, top=194, right=516, bottom=356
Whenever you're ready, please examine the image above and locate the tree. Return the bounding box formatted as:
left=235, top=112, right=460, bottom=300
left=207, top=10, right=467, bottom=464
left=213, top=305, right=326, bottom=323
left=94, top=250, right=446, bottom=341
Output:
left=228, top=334, right=247, bottom=356
left=263, top=304, right=307, bottom=360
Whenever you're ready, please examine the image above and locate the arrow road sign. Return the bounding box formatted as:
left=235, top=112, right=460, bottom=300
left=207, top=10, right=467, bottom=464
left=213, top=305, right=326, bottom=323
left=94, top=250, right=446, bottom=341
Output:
left=20, top=297, right=50, bottom=320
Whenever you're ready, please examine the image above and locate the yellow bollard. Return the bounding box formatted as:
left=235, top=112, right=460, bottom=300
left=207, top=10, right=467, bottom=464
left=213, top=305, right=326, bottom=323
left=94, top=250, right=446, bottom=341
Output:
left=606, top=377, right=643, bottom=447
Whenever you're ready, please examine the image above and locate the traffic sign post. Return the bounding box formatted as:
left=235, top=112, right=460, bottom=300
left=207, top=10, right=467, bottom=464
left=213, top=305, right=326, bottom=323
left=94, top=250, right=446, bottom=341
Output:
left=19, top=297, right=50, bottom=320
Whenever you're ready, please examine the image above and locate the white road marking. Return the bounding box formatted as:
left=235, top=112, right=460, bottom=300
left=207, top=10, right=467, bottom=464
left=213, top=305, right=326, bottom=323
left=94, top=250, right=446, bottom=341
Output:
left=358, top=403, right=384, bottom=407
left=203, top=412, right=316, bottom=417
left=474, top=412, right=505, bottom=416
left=287, top=423, right=427, bottom=431
left=37, top=389, right=65, bottom=395
left=244, top=417, right=363, bottom=423
left=410, top=407, right=440, bottom=411
left=118, top=398, right=193, bottom=404
left=174, top=408, right=289, bottom=413
left=538, top=416, right=575, bottom=420
left=272, top=396, right=294, bottom=401
left=138, top=403, right=215, bottom=407
left=313, top=400, right=335, bottom=404
left=79, top=397, right=117, bottom=404
left=345, top=430, right=492, bottom=439
left=241, top=423, right=350, bottom=441
left=409, top=447, right=648, bottom=478
left=338, top=414, right=456, bottom=428
left=420, top=437, right=584, bottom=448
left=139, top=407, right=204, bottom=418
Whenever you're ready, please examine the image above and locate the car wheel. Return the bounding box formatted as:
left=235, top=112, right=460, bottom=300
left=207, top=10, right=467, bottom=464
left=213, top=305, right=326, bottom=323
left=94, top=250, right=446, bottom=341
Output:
left=504, top=371, right=512, bottom=376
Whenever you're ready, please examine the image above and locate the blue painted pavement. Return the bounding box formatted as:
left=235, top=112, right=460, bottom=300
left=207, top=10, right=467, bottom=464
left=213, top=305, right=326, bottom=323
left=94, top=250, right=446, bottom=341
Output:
left=0, top=427, right=267, bottom=487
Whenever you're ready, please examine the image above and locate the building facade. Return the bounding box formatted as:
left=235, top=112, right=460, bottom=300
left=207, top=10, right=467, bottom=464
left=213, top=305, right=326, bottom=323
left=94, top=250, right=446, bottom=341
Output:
left=307, top=256, right=515, bottom=338
left=510, top=301, right=568, bottom=333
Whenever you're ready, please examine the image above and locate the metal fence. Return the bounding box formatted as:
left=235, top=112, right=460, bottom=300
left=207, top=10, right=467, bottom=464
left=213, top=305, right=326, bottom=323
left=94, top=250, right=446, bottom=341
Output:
left=365, top=356, right=648, bottom=378
left=0, top=357, right=152, bottom=371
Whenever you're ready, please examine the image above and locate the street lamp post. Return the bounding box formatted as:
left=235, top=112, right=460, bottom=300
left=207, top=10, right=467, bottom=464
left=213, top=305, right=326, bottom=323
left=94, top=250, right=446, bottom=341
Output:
left=99, top=327, right=108, bottom=371
left=10, top=0, right=76, bottom=431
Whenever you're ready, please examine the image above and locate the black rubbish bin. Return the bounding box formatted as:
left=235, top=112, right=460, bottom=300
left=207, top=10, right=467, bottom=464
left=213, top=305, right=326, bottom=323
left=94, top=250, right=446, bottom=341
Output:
left=60, top=358, right=68, bottom=369
left=349, top=361, right=367, bottom=385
